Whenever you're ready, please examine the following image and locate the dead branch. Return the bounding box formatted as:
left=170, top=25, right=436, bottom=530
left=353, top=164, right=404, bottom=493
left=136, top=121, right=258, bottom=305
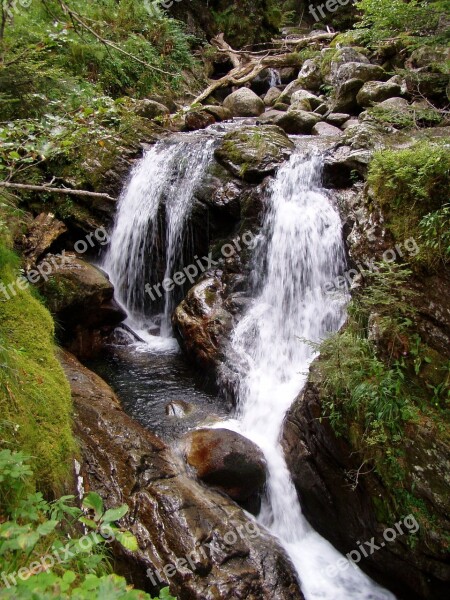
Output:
left=0, top=182, right=116, bottom=202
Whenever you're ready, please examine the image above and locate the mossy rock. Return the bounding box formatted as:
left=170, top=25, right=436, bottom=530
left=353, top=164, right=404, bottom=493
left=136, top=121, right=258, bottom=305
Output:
left=214, top=125, right=294, bottom=182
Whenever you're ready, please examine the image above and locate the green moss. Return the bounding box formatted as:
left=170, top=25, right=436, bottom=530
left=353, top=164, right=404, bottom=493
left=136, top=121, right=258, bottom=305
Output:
left=0, top=224, right=75, bottom=494
left=367, top=106, right=443, bottom=129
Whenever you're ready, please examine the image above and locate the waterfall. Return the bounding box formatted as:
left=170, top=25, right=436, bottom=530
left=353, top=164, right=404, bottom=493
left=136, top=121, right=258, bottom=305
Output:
left=223, top=152, right=395, bottom=600
left=103, top=136, right=215, bottom=341
left=269, top=68, right=282, bottom=87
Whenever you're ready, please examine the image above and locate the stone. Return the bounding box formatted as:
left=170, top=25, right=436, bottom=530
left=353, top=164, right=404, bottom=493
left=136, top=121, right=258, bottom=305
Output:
left=377, top=97, right=409, bottom=110
left=61, top=350, right=303, bottom=600
left=276, top=110, right=321, bottom=135
left=184, top=427, right=267, bottom=511
left=214, top=125, right=294, bottom=182
left=185, top=110, right=216, bottom=131
left=223, top=88, right=265, bottom=117
left=135, top=99, right=170, bottom=120
left=290, top=89, right=322, bottom=110
left=341, top=118, right=359, bottom=130
left=332, top=78, right=365, bottom=113
left=277, top=79, right=306, bottom=104
left=21, top=212, right=67, bottom=270
left=257, top=109, right=286, bottom=125
left=312, top=122, right=342, bottom=136
left=297, top=58, right=322, bottom=91
left=202, top=105, right=232, bottom=121
left=334, top=62, right=385, bottom=87
left=165, top=400, right=193, bottom=417
left=264, top=86, right=282, bottom=107
left=329, top=47, right=370, bottom=84
left=326, top=113, right=351, bottom=126
left=356, top=81, right=402, bottom=107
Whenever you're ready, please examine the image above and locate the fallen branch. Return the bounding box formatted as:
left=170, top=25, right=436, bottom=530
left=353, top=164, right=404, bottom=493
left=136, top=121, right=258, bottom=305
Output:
left=0, top=182, right=116, bottom=202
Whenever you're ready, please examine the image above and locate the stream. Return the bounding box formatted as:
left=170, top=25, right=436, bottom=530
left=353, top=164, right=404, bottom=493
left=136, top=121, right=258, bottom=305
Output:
left=93, top=123, right=395, bottom=600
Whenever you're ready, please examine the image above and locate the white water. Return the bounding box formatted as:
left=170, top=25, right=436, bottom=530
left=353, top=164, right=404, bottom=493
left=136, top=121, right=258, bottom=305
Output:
left=269, top=68, right=282, bottom=87
left=221, top=153, right=395, bottom=600
left=103, top=136, right=215, bottom=340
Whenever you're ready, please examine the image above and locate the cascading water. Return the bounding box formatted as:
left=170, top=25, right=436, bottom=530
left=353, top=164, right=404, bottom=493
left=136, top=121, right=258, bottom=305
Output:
left=269, top=68, right=282, bottom=87
left=103, top=136, right=215, bottom=342
left=222, top=152, right=395, bottom=600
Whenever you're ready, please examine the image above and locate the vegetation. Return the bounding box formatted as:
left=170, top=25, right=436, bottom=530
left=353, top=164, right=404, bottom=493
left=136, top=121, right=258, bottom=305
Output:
left=367, top=141, right=450, bottom=270
left=0, top=449, right=175, bottom=599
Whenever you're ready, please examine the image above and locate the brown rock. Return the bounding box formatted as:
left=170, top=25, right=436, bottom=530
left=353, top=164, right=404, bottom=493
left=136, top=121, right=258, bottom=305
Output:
left=21, top=212, right=67, bottom=270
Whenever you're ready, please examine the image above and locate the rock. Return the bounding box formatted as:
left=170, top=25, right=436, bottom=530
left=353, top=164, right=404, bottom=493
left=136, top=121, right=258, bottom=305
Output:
left=165, top=400, right=193, bottom=417
left=334, top=63, right=385, bottom=87
left=296, top=58, right=322, bottom=91
left=38, top=253, right=125, bottom=356
left=282, top=368, right=450, bottom=600
left=356, top=81, right=402, bottom=107
left=185, top=110, right=216, bottom=131
left=326, top=113, right=351, bottom=126
left=21, top=212, right=67, bottom=270
left=312, top=122, right=342, bottom=136
left=223, top=88, right=265, bottom=117
left=290, top=90, right=322, bottom=110
left=276, top=110, right=321, bottom=135
left=406, top=46, right=450, bottom=70
left=323, top=145, right=373, bottom=185
left=342, top=121, right=387, bottom=150
left=135, top=99, right=170, bottom=120
left=172, top=276, right=233, bottom=376
left=332, top=78, right=365, bottom=113
left=279, top=67, right=298, bottom=83
left=272, top=101, right=290, bottom=111
left=202, top=105, right=232, bottom=121
left=277, top=79, right=306, bottom=104
left=257, top=109, right=286, bottom=125
left=184, top=428, right=267, bottom=512
left=214, top=125, right=294, bottom=182
left=405, top=72, right=450, bottom=103
left=263, top=86, right=282, bottom=107
left=313, top=103, right=328, bottom=116
left=377, top=97, right=409, bottom=110
left=341, top=117, right=359, bottom=130
left=61, top=350, right=303, bottom=600
left=329, top=47, right=370, bottom=84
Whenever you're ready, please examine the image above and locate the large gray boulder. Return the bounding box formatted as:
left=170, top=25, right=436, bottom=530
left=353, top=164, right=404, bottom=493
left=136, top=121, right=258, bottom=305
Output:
left=135, top=99, right=170, bottom=120
left=276, top=110, right=321, bottom=135
left=290, top=90, right=322, bottom=111
left=296, top=58, right=322, bottom=91
left=332, top=78, right=365, bottom=113
left=334, top=62, right=385, bottom=86
left=312, top=122, right=342, bottom=136
left=356, top=81, right=402, bottom=107
left=223, top=88, right=265, bottom=117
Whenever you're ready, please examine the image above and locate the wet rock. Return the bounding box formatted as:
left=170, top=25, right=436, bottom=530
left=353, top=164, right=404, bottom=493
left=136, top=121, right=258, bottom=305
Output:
left=166, top=400, right=193, bottom=418
left=214, top=125, right=294, bottom=182
left=184, top=428, right=267, bottom=513
left=282, top=367, right=450, bottom=600
left=264, top=86, right=282, bottom=107
left=135, top=99, right=170, bottom=120
left=172, top=275, right=233, bottom=375
left=223, top=88, right=265, bottom=117
left=21, top=212, right=67, bottom=270
left=185, top=110, right=216, bottom=131
left=62, top=350, right=303, bottom=600
left=277, top=110, right=321, bottom=135
left=202, top=105, right=232, bottom=121
left=257, top=109, right=287, bottom=125
left=356, top=81, right=402, bottom=107
left=38, top=253, right=125, bottom=356
left=312, top=122, right=342, bottom=136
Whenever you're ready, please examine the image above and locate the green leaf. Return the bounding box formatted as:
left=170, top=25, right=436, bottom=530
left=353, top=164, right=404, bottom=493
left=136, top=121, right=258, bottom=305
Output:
left=102, top=504, right=128, bottom=524
left=115, top=530, right=138, bottom=552
left=36, top=520, right=58, bottom=536
left=82, top=492, right=104, bottom=520
left=79, top=516, right=99, bottom=529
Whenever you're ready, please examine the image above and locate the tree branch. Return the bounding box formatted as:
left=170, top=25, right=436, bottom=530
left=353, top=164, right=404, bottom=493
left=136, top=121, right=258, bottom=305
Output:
left=0, top=182, right=116, bottom=202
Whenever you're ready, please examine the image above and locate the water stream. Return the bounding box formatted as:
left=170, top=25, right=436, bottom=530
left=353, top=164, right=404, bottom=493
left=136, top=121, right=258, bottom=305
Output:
left=101, top=129, right=395, bottom=599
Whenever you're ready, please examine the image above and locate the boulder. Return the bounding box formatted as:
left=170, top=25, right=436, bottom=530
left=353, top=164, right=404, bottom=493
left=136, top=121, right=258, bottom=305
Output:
left=184, top=428, right=267, bottom=512
left=223, top=88, right=265, bottom=117
left=21, top=212, right=67, bottom=270
left=356, top=81, right=402, bottom=107
left=334, top=62, right=385, bottom=87
left=312, top=121, right=342, bottom=136
left=62, top=350, right=303, bottom=600
left=296, top=58, right=322, bottom=91
left=326, top=113, right=351, bottom=126
left=263, top=86, right=282, bottom=107
left=172, top=275, right=233, bottom=375
left=214, top=125, right=294, bottom=182
left=38, top=253, right=125, bottom=356
left=329, top=47, right=370, bottom=84
left=290, top=90, right=322, bottom=110
left=276, top=110, right=321, bottom=135
left=377, top=97, right=409, bottom=110
left=185, top=110, right=216, bottom=131
left=135, top=99, right=170, bottom=120
left=332, top=78, right=365, bottom=113
left=202, top=105, right=232, bottom=121
left=277, top=79, right=306, bottom=104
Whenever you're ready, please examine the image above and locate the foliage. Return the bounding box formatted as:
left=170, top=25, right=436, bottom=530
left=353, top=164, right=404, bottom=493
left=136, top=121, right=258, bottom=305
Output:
left=419, top=203, right=450, bottom=266
left=366, top=106, right=444, bottom=129
left=355, top=0, right=450, bottom=44
left=0, top=451, right=176, bottom=599
left=367, top=141, right=450, bottom=270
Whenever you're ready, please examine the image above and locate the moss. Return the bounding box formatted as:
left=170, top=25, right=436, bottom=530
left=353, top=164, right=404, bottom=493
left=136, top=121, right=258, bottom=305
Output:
left=0, top=221, right=76, bottom=494
left=367, top=106, right=443, bottom=129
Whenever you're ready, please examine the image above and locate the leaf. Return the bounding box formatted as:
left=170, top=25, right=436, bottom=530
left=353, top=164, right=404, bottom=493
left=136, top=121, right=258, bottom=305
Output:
left=102, top=504, right=128, bottom=524
left=37, top=520, right=58, bottom=536
left=82, top=492, right=104, bottom=520
left=79, top=516, right=99, bottom=529
left=115, top=530, right=139, bottom=552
